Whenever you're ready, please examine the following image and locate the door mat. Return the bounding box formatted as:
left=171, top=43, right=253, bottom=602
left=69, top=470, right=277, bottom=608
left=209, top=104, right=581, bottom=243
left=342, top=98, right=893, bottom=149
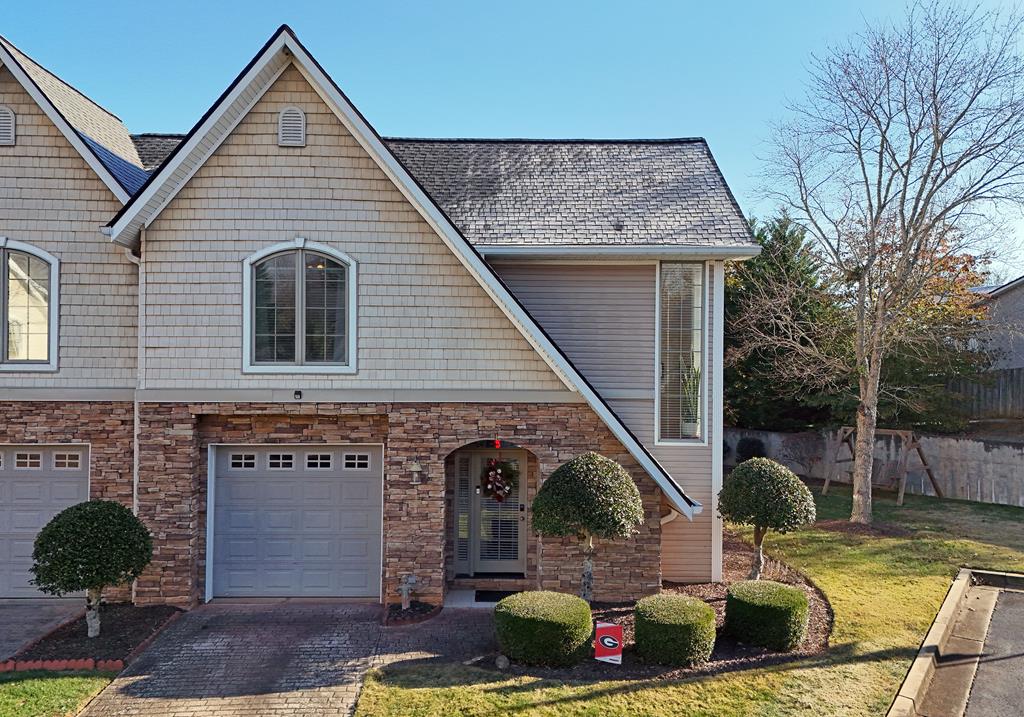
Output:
left=475, top=590, right=520, bottom=603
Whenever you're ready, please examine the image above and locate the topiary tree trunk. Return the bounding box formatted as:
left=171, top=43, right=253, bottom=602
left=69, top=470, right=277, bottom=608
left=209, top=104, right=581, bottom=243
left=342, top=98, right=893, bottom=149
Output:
left=579, top=533, right=595, bottom=603
left=749, top=526, right=766, bottom=580
left=85, top=587, right=102, bottom=638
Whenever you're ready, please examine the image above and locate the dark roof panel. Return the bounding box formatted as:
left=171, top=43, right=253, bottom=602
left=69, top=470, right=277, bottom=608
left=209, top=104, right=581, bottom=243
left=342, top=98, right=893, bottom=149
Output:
left=132, top=133, right=189, bottom=171
left=386, top=138, right=754, bottom=248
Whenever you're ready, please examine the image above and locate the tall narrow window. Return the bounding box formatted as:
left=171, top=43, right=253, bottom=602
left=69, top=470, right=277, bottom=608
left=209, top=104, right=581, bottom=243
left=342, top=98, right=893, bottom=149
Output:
left=2, top=242, right=57, bottom=369
left=250, top=247, right=351, bottom=368
left=658, top=262, right=704, bottom=441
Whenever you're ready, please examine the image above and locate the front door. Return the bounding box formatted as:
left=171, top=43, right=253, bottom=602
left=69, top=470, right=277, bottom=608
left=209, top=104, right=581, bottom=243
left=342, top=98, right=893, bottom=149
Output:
left=452, top=450, right=527, bottom=575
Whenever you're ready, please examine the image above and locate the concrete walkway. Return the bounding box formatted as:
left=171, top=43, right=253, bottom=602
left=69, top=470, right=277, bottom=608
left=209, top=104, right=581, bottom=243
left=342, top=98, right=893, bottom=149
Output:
left=966, top=590, right=1024, bottom=717
left=80, top=603, right=495, bottom=717
left=0, top=598, right=81, bottom=659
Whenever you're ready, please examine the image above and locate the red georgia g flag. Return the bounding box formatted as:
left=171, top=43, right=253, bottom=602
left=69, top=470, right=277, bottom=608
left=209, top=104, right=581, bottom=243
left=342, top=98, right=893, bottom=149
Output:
left=594, top=621, right=623, bottom=664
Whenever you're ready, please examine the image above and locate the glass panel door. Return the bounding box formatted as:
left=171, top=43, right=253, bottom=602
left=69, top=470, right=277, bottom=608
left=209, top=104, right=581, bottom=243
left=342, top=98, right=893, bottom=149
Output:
left=473, top=452, right=526, bottom=574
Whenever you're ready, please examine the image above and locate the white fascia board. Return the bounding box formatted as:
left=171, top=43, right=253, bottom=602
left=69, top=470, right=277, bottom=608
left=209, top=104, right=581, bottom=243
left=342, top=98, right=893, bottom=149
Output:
left=990, top=274, right=1024, bottom=298
left=284, top=38, right=700, bottom=518
left=0, top=51, right=130, bottom=204
left=477, top=244, right=762, bottom=260
left=99, top=27, right=701, bottom=517
left=106, top=34, right=291, bottom=246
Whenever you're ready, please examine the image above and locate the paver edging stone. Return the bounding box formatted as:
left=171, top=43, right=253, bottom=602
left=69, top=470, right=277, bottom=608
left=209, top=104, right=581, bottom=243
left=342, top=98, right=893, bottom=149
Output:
left=2, top=605, right=182, bottom=674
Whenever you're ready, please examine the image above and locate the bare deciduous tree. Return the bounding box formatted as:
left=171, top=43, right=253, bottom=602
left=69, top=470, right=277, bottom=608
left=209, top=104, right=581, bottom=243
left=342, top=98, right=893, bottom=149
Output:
left=755, top=1, right=1024, bottom=523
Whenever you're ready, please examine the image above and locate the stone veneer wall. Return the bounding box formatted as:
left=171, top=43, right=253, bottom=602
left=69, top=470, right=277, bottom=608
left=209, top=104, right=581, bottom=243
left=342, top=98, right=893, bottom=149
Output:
left=0, top=401, right=135, bottom=600
left=135, top=402, right=663, bottom=606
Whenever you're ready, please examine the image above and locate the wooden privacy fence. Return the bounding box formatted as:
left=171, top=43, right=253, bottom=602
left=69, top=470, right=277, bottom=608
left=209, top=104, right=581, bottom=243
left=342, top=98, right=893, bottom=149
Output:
left=953, top=367, right=1024, bottom=419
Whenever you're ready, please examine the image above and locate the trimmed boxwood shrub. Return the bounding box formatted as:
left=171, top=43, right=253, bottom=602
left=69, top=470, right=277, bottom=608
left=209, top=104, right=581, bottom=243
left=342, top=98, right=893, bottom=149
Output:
left=634, top=594, right=716, bottom=666
left=725, top=580, right=809, bottom=651
left=494, top=591, right=592, bottom=666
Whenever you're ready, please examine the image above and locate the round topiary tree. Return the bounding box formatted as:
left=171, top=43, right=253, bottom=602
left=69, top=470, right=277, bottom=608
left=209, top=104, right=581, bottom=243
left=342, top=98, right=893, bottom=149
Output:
left=718, top=458, right=815, bottom=579
left=532, top=452, right=645, bottom=603
left=32, top=500, right=153, bottom=638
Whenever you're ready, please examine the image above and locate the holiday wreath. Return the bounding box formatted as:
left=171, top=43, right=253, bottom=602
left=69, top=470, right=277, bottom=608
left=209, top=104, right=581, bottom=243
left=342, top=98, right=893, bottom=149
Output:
left=481, top=458, right=519, bottom=502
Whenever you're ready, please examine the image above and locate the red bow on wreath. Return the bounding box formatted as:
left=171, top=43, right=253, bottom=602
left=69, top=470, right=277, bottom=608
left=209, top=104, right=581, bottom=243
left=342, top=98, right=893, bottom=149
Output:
left=481, top=458, right=518, bottom=502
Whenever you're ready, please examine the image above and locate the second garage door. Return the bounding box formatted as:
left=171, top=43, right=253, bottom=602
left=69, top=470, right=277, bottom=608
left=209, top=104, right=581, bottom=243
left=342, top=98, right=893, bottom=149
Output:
left=211, top=445, right=383, bottom=599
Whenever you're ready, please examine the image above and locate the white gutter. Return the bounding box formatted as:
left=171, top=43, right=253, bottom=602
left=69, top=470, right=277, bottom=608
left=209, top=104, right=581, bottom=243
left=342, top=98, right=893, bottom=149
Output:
left=477, top=244, right=761, bottom=260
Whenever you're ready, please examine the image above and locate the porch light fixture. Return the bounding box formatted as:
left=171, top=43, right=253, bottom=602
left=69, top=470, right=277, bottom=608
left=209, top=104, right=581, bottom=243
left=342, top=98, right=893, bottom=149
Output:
left=409, top=461, right=422, bottom=484
left=293, top=390, right=302, bottom=400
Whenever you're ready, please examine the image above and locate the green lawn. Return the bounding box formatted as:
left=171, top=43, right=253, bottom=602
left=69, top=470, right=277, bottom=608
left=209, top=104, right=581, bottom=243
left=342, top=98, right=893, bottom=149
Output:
left=356, top=486, right=1024, bottom=716
left=0, top=671, right=111, bottom=717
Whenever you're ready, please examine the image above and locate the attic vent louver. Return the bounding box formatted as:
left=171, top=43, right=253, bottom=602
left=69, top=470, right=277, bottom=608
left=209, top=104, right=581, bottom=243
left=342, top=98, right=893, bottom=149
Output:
left=278, top=106, right=306, bottom=147
left=0, top=106, right=14, bottom=145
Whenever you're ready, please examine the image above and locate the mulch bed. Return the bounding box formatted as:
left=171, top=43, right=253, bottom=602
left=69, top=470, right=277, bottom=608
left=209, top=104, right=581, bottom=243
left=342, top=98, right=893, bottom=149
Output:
left=16, top=603, right=180, bottom=662
left=473, top=530, right=833, bottom=681
left=385, top=600, right=441, bottom=626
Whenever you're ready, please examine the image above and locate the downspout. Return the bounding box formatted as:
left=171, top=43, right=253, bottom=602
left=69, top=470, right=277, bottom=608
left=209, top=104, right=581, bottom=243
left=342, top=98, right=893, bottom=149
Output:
left=660, top=509, right=681, bottom=526
left=122, top=245, right=141, bottom=516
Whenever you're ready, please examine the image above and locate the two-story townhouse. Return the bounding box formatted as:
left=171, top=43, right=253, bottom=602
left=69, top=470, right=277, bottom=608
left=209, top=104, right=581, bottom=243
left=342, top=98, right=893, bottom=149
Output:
left=0, top=26, right=758, bottom=607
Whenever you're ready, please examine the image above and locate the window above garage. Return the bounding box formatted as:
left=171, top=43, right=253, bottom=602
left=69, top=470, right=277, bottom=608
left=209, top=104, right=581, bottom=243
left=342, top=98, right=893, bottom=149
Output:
left=0, top=238, right=59, bottom=372
left=242, top=238, right=357, bottom=374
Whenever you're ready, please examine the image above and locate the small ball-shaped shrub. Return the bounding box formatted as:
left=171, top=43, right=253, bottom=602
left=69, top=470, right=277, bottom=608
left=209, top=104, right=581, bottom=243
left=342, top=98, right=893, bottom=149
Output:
left=494, top=591, right=593, bottom=666
left=532, top=452, right=644, bottom=540
left=32, top=500, right=153, bottom=596
left=634, top=594, right=716, bottom=666
left=725, top=580, right=809, bottom=651
left=718, top=458, right=815, bottom=534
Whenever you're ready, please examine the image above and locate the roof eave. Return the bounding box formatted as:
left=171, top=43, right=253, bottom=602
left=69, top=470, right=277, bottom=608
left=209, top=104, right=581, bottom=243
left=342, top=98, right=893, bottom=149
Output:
left=478, top=244, right=762, bottom=261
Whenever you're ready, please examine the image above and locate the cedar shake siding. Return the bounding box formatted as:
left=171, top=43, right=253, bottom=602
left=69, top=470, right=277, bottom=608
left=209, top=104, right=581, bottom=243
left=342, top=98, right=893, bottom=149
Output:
left=0, top=67, right=136, bottom=387
left=140, top=65, right=568, bottom=393
left=135, top=402, right=661, bottom=607
left=493, top=261, right=717, bottom=582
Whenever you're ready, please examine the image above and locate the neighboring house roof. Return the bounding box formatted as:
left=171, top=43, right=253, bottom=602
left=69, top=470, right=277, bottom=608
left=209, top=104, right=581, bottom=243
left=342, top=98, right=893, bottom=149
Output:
left=132, top=133, right=187, bottom=171
left=120, top=132, right=757, bottom=255
left=104, top=24, right=702, bottom=518
left=0, top=36, right=145, bottom=200
left=387, top=138, right=755, bottom=251
left=985, top=274, right=1024, bottom=299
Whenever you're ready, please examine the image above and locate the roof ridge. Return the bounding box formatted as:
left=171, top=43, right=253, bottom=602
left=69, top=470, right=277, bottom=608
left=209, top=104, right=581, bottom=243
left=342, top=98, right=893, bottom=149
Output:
left=0, top=35, right=125, bottom=124
left=382, top=136, right=707, bottom=145
left=131, top=132, right=187, bottom=138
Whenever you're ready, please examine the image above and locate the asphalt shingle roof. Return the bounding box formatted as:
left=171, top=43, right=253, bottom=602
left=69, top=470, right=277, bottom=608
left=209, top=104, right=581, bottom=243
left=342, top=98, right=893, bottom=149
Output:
left=131, top=133, right=188, bottom=171
left=386, top=138, right=754, bottom=248
left=108, top=134, right=754, bottom=249
left=0, top=36, right=144, bottom=193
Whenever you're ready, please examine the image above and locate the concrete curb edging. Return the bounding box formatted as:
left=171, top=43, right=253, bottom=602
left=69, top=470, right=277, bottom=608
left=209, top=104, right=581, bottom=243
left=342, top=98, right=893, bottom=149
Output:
left=886, top=568, right=973, bottom=717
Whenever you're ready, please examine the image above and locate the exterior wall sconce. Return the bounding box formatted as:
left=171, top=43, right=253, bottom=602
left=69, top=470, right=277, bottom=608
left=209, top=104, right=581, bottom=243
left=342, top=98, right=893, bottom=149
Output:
left=409, top=461, right=423, bottom=484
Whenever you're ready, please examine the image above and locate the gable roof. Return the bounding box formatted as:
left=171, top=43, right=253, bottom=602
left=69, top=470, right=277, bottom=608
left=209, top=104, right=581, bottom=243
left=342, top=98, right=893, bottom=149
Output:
left=387, top=138, right=756, bottom=251
left=104, top=24, right=701, bottom=518
left=0, top=36, right=146, bottom=200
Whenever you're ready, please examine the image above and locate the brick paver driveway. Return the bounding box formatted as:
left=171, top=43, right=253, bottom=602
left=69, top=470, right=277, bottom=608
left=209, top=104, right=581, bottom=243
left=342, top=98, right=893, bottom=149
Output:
left=80, top=603, right=496, bottom=717
left=0, top=598, right=80, bottom=659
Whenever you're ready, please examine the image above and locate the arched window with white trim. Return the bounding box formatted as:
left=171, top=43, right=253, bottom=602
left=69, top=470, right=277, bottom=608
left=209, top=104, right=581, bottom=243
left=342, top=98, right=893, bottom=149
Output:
left=0, top=238, right=59, bottom=371
left=242, top=239, right=357, bottom=373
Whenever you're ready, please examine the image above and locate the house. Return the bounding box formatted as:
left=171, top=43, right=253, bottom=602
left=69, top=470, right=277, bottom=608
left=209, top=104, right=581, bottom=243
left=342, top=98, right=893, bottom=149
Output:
left=0, top=26, right=758, bottom=606
left=974, top=275, right=1024, bottom=370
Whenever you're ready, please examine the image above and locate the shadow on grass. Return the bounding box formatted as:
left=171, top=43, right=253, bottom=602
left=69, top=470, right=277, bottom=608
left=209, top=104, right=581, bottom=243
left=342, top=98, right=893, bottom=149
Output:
left=370, top=641, right=916, bottom=693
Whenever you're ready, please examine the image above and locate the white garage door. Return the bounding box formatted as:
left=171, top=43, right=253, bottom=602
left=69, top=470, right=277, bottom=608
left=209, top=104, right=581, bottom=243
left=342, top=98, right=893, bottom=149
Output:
left=0, top=445, right=89, bottom=598
left=211, top=445, right=383, bottom=598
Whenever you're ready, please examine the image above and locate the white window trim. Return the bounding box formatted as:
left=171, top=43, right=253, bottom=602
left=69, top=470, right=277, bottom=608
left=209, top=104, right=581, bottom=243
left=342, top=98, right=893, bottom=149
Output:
left=52, top=451, right=82, bottom=470
left=654, top=260, right=710, bottom=447
left=0, top=238, right=59, bottom=372
left=241, top=237, right=358, bottom=374
left=14, top=451, right=43, bottom=470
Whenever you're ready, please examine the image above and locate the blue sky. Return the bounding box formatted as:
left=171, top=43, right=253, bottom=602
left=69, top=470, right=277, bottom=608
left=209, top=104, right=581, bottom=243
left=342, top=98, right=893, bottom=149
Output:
left=3, top=0, right=1021, bottom=278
